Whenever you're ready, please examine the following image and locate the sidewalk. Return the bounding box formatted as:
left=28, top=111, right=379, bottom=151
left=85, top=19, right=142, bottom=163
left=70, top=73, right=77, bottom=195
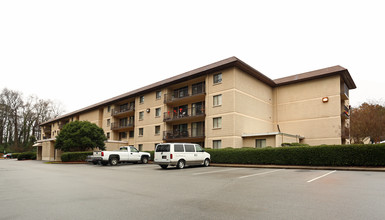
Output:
left=211, top=163, right=385, bottom=172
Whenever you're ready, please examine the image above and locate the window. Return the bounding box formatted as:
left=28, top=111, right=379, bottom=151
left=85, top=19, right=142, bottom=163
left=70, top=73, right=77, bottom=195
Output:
left=139, top=128, right=144, bottom=136
left=107, top=119, right=110, bottom=127
left=130, top=146, right=139, bottom=153
left=106, top=132, right=110, bottom=139
left=140, top=96, right=144, bottom=104
left=107, top=106, right=111, bottom=112
left=156, top=144, right=170, bottom=152
left=156, top=91, right=161, bottom=100
left=213, top=117, right=222, bottom=129
left=213, top=95, right=222, bottom=107
left=256, top=139, right=266, bottom=148
left=213, top=140, right=221, bottom=149
left=155, top=108, right=161, bottom=117
left=174, top=144, right=184, bottom=152
left=155, top=125, right=160, bottom=135
left=192, top=82, right=205, bottom=95
left=139, top=111, right=144, bottom=120
left=185, top=144, right=195, bottom=152
left=129, top=131, right=134, bottom=138
left=196, top=144, right=204, bottom=152
left=138, top=144, right=143, bottom=151
left=119, top=132, right=127, bottom=140
left=214, top=73, right=222, bottom=84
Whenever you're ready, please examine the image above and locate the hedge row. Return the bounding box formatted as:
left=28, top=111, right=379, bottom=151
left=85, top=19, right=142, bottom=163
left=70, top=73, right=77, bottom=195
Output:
left=17, top=152, right=36, bottom=160
left=205, top=144, right=385, bottom=167
left=61, top=152, right=92, bottom=162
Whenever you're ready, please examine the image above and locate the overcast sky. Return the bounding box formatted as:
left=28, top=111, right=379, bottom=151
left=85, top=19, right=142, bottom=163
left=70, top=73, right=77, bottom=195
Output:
left=1, top=0, right=384, bottom=114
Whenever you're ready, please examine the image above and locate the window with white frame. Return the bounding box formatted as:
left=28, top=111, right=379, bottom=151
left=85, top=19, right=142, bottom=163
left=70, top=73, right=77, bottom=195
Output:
left=213, top=117, right=222, bottom=129
left=139, top=95, right=144, bottom=104
left=213, top=140, right=221, bottom=149
left=139, top=111, right=144, bottom=120
left=156, top=91, right=161, bottom=100
left=107, top=119, right=110, bottom=127
left=213, top=94, right=222, bottom=107
left=139, top=128, right=144, bottom=136
left=256, top=139, right=266, bottom=148
left=214, top=73, right=222, bottom=84
left=155, top=125, right=160, bottom=135
left=155, top=108, right=161, bottom=117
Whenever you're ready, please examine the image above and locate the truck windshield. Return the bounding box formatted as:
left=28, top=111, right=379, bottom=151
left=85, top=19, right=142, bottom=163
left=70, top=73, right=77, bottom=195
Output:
left=156, top=144, right=170, bottom=152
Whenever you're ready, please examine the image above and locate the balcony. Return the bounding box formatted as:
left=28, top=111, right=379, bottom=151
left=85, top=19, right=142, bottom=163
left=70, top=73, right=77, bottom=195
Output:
left=163, top=129, right=205, bottom=142
left=111, top=106, right=135, bottom=117
left=341, top=105, right=349, bottom=119
left=341, top=127, right=349, bottom=139
left=163, top=107, right=205, bottom=122
left=111, top=121, right=134, bottom=131
left=43, top=126, right=51, bottom=133
left=341, top=83, right=349, bottom=100
left=164, top=86, right=205, bottom=105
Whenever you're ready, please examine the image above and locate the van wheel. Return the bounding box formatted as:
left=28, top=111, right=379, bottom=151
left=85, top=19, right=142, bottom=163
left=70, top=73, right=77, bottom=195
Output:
left=109, top=157, right=119, bottom=166
left=204, top=158, right=210, bottom=167
left=177, top=160, right=185, bottom=169
left=160, top=165, right=168, bottom=169
left=141, top=156, right=148, bottom=164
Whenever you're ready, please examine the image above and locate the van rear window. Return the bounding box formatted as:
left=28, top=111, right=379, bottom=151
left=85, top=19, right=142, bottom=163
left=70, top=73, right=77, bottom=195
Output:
left=156, top=144, right=170, bottom=152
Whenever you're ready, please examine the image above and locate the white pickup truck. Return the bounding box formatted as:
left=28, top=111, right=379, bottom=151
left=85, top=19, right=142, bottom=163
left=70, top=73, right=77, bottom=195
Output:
left=90, top=146, right=151, bottom=166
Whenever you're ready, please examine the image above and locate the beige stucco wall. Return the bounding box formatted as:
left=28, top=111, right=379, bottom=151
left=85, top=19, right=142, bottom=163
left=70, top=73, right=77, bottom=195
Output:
left=274, top=75, right=342, bottom=145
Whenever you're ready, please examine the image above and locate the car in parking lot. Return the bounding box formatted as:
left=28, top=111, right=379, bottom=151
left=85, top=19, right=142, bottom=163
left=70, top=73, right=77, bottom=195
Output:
left=154, top=143, right=210, bottom=169
left=2, top=153, right=13, bottom=159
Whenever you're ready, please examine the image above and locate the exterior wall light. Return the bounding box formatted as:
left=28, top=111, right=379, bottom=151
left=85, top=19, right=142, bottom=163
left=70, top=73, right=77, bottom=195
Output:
left=146, top=108, right=150, bottom=113
left=322, top=97, right=329, bottom=103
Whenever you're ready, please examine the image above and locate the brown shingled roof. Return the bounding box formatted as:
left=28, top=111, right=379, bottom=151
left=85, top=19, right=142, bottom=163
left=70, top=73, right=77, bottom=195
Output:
left=40, top=57, right=356, bottom=126
left=274, top=65, right=356, bottom=89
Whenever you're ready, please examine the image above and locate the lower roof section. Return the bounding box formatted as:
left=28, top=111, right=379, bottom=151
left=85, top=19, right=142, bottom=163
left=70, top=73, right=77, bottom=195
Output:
left=242, top=132, right=305, bottom=140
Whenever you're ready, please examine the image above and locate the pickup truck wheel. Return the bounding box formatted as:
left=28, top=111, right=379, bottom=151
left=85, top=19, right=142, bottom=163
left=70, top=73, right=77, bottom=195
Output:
left=204, top=158, right=210, bottom=167
left=109, top=157, right=119, bottom=166
left=160, top=165, right=168, bottom=169
left=177, top=160, right=185, bottom=169
left=141, top=156, right=148, bottom=164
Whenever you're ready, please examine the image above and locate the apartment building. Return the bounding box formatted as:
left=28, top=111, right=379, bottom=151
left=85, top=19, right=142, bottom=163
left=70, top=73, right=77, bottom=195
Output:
left=37, top=57, right=356, bottom=161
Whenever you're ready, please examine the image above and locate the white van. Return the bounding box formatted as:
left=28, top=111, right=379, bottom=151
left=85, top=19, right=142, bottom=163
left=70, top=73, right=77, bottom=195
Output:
left=154, top=143, right=210, bottom=169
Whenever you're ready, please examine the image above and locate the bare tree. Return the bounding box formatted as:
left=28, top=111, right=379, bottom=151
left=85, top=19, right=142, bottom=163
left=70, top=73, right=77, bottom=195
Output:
left=350, top=102, right=385, bottom=144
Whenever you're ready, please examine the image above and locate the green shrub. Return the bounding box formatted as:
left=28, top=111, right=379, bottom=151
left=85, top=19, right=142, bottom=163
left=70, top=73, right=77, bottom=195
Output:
left=17, top=152, right=36, bottom=160
left=11, top=153, right=21, bottom=159
left=205, top=144, right=385, bottom=167
left=61, top=152, right=92, bottom=162
left=145, top=151, right=154, bottom=161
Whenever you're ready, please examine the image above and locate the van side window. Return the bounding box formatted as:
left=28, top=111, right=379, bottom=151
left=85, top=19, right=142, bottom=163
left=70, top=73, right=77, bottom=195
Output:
left=185, top=144, right=195, bottom=152
left=156, top=144, right=170, bottom=152
left=174, top=144, right=184, bottom=152
left=195, top=145, right=204, bottom=152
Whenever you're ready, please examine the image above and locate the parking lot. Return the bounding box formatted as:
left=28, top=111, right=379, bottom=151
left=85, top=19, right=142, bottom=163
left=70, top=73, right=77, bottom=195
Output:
left=1, top=160, right=385, bottom=220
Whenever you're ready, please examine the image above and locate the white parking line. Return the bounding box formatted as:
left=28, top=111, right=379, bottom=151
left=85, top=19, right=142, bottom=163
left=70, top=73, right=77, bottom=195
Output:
left=193, top=168, right=238, bottom=175
left=238, top=169, right=283, bottom=179
left=307, top=170, right=336, bottom=183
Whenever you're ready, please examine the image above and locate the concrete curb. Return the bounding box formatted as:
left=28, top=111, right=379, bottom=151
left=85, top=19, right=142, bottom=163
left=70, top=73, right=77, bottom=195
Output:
left=210, top=163, right=385, bottom=172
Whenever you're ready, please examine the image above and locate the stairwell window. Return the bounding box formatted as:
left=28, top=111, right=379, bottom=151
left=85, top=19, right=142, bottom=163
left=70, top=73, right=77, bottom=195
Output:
left=139, top=128, right=144, bottom=136
left=140, top=96, right=144, bottom=104
left=155, top=125, right=160, bottom=135
left=139, top=111, right=144, bottom=120
left=213, top=117, right=222, bottom=129
left=213, top=94, right=222, bottom=107
left=214, top=73, right=222, bottom=84
left=213, top=140, right=221, bottom=149
left=256, top=139, right=266, bottom=148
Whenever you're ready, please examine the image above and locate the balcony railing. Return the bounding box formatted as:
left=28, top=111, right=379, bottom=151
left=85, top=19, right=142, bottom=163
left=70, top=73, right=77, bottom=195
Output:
left=164, top=87, right=205, bottom=104
left=342, top=105, right=349, bottom=119
left=163, top=129, right=205, bottom=141
left=111, top=121, right=134, bottom=130
left=163, top=107, right=205, bottom=122
left=341, top=83, right=349, bottom=100
left=111, top=106, right=135, bottom=117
